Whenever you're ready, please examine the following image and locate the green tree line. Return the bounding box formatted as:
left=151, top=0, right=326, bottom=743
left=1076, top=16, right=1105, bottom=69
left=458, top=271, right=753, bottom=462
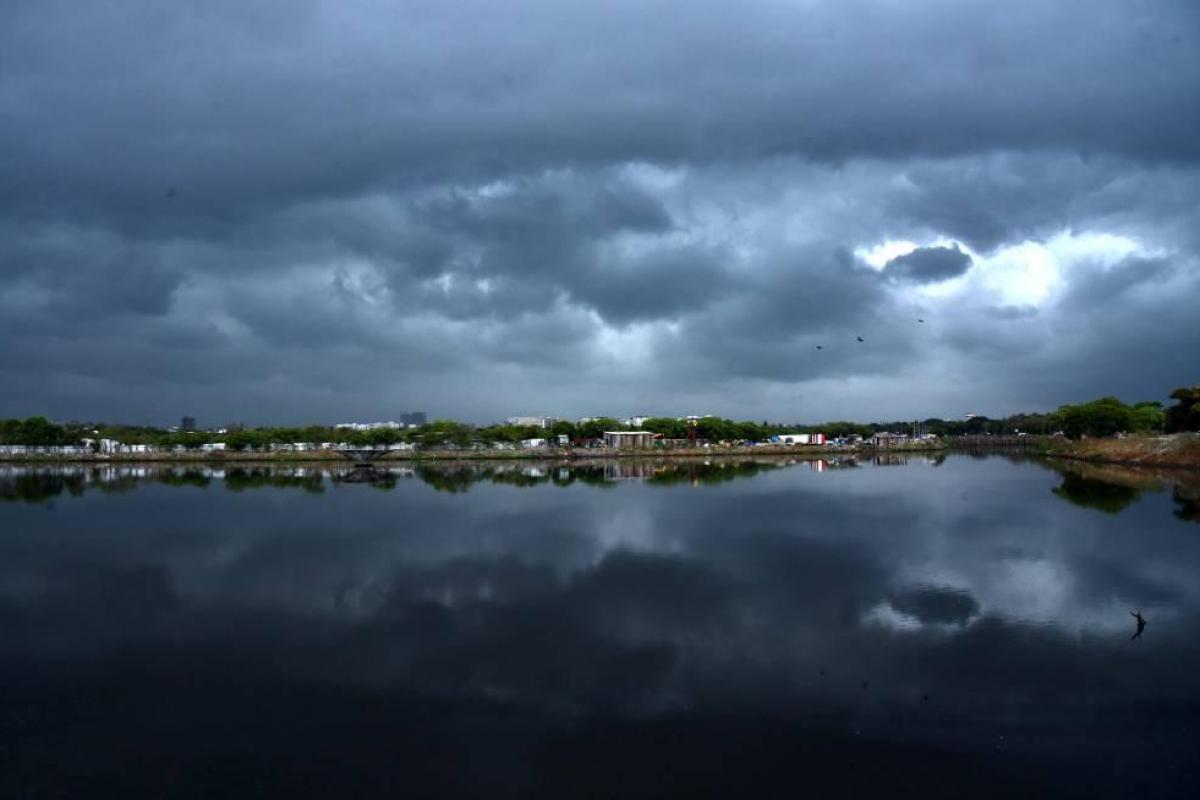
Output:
left=3, top=384, right=1197, bottom=447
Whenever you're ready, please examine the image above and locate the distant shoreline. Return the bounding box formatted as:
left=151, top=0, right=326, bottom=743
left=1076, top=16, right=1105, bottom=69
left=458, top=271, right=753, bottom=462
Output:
left=0, top=442, right=948, bottom=464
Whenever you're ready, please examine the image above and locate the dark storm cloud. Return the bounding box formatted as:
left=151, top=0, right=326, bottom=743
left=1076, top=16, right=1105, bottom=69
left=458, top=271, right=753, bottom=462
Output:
left=3, top=0, right=1198, bottom=227
left=884, top=245, right=972, bottom=283
left=880, top=154, right=1200, bottom=253
left=0, top=0, right=1198, bottom=421
left=938, top=250, right=1200, bottom=411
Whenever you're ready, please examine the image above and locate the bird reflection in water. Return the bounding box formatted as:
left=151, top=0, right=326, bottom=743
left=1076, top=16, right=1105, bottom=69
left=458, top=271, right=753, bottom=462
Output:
left=1131, top=610, right=1147, bottom=641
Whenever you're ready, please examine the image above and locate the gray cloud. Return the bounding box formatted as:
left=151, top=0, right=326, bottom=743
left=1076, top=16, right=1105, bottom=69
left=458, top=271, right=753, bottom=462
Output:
left=884, top=245, right=972, bottom=283
left=0, top=0, right=1198, bottom=423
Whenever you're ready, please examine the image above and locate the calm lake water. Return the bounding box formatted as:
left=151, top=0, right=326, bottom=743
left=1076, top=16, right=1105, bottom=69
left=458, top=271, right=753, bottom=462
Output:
left=2, top=455, right=1198, bottom=797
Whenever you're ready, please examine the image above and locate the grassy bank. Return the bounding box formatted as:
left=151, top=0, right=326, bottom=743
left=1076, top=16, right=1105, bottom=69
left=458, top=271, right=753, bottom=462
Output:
left=1041, top=432, right=1200, bottom=470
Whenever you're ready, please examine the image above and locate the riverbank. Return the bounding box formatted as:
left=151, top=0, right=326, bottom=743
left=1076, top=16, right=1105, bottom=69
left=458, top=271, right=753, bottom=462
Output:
left=1041, top=432, right=1200, bottom=470
left=0, top=441, right=946, bottom=464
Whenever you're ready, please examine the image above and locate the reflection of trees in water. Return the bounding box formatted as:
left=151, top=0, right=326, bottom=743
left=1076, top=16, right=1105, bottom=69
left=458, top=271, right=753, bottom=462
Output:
left=366, top=473, right=398, bottom=490
left=415, top=466, right=482, bottom=493
left=92, top=475, right=141, bottom=495
left=224, top=468, right=325, bottom=494
left=155, top=470, right=212, bottom=488
left=1051, top=473, right=1140, bottom=514
left=490, top=469, right=552, bottom=488
left=549, top=466, right=616, bottom=488
left=0, top=471, right=87, bottom=504
left=644, top=461, right=780, bottom=486
left=407, top=460, right=788, bottom=491
left=1174, top=487, right=1200, bottom=524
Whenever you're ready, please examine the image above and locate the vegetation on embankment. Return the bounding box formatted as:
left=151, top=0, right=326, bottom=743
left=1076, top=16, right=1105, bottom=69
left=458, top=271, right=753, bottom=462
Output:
left=1041, top=433, right=1200, bottom=470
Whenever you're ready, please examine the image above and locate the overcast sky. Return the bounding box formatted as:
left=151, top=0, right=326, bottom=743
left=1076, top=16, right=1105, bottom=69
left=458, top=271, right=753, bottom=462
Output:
left=2, top=0, right=1198, bottom=426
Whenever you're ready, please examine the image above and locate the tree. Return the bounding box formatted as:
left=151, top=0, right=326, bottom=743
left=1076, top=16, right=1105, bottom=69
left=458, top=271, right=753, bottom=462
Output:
left=415, top=420, right=474, bottom=448
left=549, top=419, right=578, bottom=440
left=641, top=417, right=685, bottom=439
left=1052, top=397, right=1134, bottom=439
left=577, top=417, right=623, bottom=439
left=1165, top=385, right=1200, bottom=433
left=1129, top=402, right=1165, bottom=433
left=2, top=416, right=72, bottom=446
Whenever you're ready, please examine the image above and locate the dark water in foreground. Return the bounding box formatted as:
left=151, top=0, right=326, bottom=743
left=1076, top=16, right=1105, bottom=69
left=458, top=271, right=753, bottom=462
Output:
left=1, top=455, right=1198, bottom=798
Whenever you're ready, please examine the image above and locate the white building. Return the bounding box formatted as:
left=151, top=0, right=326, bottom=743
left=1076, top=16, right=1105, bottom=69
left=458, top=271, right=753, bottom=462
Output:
left=335, top=422, right=403, bottom=431
left=521, top=438, right=548, bottom=448
left=507, top=416, right=557, bottom=429
left=776, top=433, right=827, bottom=445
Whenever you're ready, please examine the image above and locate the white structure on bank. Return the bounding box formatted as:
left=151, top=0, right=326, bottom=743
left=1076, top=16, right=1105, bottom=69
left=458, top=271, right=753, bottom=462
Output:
left=335, top=422, right=403, bottom=431
left=507, top=416, right=557, bottom=429
left=775, top=433, right=827, bottom=445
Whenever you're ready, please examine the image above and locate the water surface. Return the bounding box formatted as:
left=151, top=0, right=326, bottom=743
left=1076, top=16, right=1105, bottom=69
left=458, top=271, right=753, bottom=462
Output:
left=2, top=455, right=1197, bottom=797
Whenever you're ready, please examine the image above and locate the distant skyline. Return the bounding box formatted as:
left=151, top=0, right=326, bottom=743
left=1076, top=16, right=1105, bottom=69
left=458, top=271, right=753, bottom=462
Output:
left=2, top=1, right=1198, bottom=425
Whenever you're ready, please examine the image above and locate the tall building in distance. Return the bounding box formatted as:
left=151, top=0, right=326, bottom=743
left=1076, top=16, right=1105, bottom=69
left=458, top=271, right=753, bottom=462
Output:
left=399, top=411, right=427, bottom=426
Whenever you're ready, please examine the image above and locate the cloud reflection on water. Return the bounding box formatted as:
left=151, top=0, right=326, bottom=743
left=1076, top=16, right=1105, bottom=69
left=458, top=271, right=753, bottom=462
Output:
left=1, top=455, right=1198, bottom=795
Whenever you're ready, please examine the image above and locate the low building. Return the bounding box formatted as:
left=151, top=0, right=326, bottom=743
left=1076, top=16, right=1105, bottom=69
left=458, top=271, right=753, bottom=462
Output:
left=521, top=438, right=548, bottom=448
left=871, top=432, right=910, bottom=448
left=603, top=431, right=655, bottom=449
